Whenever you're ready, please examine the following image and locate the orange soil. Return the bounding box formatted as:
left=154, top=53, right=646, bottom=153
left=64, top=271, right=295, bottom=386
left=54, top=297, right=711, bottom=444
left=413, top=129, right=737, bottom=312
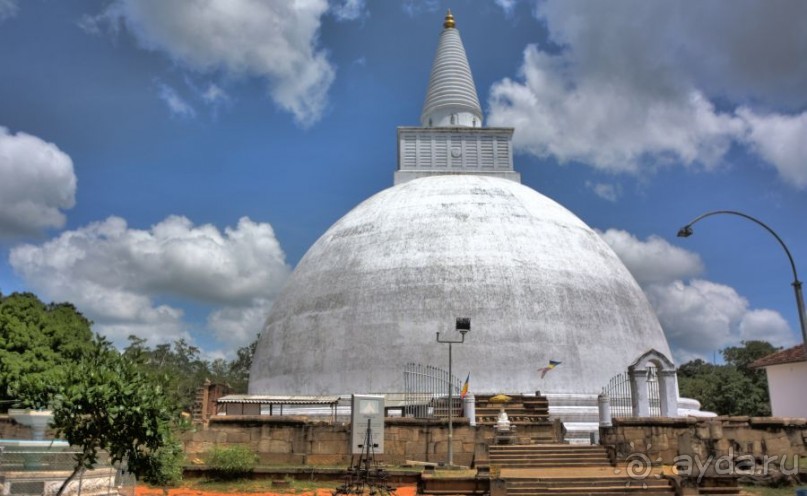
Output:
left=135, top=485, right=417, bottom=496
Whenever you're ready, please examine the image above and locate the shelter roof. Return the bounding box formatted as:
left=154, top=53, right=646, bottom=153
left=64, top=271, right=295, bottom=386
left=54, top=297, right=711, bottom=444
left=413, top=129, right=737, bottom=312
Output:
left=750, top=344, right=806, bottom=368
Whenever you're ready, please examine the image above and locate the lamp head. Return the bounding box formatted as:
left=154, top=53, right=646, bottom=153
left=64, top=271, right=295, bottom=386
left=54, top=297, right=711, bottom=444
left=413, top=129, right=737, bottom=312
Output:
left=677, top=225, right=693, bottom=238
left=456, top=317, right=471, bottom=335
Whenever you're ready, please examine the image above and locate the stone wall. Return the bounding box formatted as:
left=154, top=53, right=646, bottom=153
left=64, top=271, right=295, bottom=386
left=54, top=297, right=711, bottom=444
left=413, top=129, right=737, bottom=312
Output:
left=182, top=416, right=563, bottom=466
left=1, top=415, right=28, bottom=439
left=600, top=417, right=807, bottom=466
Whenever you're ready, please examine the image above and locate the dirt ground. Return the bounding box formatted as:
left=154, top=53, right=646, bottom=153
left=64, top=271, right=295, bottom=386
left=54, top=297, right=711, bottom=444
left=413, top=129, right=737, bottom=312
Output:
left=135, top=485, right=418, bottom=496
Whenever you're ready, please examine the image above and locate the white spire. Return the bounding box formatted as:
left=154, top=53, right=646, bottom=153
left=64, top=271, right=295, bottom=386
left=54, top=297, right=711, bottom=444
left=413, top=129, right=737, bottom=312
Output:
left=420, top=10, right=483, bottom=128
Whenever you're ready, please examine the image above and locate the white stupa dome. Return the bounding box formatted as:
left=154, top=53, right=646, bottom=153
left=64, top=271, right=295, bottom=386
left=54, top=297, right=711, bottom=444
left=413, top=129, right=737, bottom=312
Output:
left=249, top=174, right=672, bottom=395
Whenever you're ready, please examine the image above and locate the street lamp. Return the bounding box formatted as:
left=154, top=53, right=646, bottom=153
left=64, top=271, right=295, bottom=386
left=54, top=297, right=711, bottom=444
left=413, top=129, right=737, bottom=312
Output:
left=436, top=317, right=471, bottom=467
left=677, top=210, right=807, bottom=355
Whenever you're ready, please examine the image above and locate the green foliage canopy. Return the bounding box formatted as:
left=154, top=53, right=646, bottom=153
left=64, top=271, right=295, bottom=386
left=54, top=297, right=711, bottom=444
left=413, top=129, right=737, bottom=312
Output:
left=677, top=340, right=778, bottom=416
left=0, top=292, right=95, bottom=409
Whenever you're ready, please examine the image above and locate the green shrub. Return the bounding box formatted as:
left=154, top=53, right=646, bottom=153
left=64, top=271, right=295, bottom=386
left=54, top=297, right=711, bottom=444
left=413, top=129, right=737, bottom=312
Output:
left=206, top=445, right=257, bottom=480
left=141, top=435, right=184, bottom=486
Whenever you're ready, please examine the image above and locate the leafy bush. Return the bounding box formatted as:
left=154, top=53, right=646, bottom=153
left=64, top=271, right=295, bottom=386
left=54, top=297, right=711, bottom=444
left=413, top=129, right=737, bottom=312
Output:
left=141, top=435, right=184, bottom=486
left=206, top=445, right=258, bottom=480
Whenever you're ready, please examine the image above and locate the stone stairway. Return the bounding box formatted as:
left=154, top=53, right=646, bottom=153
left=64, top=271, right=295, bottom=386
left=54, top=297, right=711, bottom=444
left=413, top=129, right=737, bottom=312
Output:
left=489, top=444, right=611, bottom=468
left=475, top=394, right=550, bottom=426
left=503, top=473, right=675, bottom=496
left=489, top=444, right=676, bottom=496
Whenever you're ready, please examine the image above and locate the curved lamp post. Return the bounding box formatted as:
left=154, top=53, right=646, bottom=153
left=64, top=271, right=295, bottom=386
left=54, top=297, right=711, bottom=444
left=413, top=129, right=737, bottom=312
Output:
left=677, top=210, right=807, bottom=354
left=436, top=317, right=471, bottom=467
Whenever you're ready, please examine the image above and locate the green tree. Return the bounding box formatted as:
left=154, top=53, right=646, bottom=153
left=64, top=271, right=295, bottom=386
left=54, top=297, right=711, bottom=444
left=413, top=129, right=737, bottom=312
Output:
left=677, top=341, right=778, bottom=416
left=0, top=292, right=95, bottom=410
left=16, top=337, right=180, bottom=496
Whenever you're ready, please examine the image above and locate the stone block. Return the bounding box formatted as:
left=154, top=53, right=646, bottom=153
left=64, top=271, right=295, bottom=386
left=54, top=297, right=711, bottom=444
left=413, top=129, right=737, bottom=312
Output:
left=709, top=422, right=723, bottom=440
left=307, top=454, right=348, bottom=465
left=225, top=431, right=251, bottom=444
left=764, top=435, right=792, bottom=455
left=311, top=439, right=347, bottom=455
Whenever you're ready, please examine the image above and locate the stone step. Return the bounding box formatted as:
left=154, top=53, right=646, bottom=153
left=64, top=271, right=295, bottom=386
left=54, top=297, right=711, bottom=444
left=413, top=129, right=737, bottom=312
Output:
left=507, top=479, right=671, bottom=488
left=490, top=460, right=611, bottom=468
left=507, top=490, right=674, bottom=496
left=490, top=447, right=606, bottom=454
left=490, top=451, right=608, bottom=458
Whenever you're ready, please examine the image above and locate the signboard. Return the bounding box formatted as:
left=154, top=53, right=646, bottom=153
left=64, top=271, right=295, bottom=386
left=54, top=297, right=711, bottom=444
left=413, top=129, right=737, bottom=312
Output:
left=351, top=394, right=384, bottom=455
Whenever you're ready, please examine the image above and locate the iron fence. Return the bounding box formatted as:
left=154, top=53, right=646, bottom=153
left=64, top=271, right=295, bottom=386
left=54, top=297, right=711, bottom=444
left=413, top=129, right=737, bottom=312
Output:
left=602, top=366, right=661, bottom=417
left=402, top=362, right=462, bottom=418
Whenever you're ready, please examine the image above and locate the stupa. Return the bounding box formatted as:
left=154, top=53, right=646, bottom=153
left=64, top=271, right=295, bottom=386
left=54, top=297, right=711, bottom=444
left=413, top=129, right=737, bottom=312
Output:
left=250, top=12, right=682, bottom=432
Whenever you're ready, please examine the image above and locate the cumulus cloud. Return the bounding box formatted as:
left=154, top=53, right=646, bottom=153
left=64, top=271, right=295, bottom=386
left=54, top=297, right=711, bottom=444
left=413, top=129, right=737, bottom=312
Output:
left=738, top=108, right=807, bottom=188
left=488, top=0, right=807, bottom=187
left=0, top=127, right=77, bottom=238
left=86, top=0, right=335, bottom=126
left=598, top=229, right=703, bottom=286
left=10, top=215, right=291, bottom=347
left=601, top=228, right=795, bottom=362
left=0, top=0, right=18, bottom=21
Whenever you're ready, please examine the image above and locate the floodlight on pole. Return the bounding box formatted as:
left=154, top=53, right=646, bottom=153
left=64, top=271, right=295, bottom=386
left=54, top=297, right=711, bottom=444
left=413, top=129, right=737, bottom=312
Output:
left=677, top=210, right=807, bottom=355
left=436, top=317, right=470, bottom=467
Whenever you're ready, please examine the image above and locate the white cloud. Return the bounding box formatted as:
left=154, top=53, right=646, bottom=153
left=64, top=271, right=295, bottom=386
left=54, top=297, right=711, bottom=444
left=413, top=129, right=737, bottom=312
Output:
left=488, top=0, right=807, bottom=187
left=157, top=82, right=196, bottom=117
left=207, top=300, right=271, bottom=348
left=88, top=0, right=335, bottom=126
left=331, top=0, right=366, bottom=21
left=0, top=127, right=76, bottom=238
left=739, top=309, right=794, bottom=348
left=201, top=83, right=229, bottom=105
left=9, top=215, right=291, bottom=347
left=598, top=229, right=703, bottom=286
left=645, top=280, right=748, bottom=358
left=488, top=45, right=745, bottom=173
left=494, top=0, right=517, bottom=16
left=601, top=228, right=796, bottom=362
left=401, top=0, right=439, bottom=17
left=0, top=0, right=18, bottom=21
left=585, top=181, right=621, bottom=202
left=738, top=108, right=807, bottom=188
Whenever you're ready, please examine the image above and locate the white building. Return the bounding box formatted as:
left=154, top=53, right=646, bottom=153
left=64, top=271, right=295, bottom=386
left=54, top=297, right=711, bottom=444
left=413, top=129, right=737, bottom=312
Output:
left=751, top=344, right=807, bottom=418
left=249, top=12, right=686, bottom=435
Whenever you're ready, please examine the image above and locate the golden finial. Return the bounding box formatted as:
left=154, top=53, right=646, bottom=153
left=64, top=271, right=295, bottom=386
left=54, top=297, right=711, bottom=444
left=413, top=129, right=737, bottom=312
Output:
left=443, top=9, right=455, bottom=29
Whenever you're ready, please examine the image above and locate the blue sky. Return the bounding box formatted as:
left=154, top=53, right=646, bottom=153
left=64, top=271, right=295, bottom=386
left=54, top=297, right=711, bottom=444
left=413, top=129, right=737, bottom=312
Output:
left=1, top=0, right=805, bottom=363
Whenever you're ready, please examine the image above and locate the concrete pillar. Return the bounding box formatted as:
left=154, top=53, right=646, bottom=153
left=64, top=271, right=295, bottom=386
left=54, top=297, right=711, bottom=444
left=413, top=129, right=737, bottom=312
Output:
left=659, top=370, right=679, bottom=417
left=598, top=393, right=612, bottom=427
left=463, top=393, right=476, bottom=426
left=629, top=368, right=650, bottom=417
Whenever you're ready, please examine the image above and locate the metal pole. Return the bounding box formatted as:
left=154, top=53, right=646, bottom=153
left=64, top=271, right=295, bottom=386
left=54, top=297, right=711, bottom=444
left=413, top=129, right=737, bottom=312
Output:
left=678, top=210, right=807, bottom=355
left=448, top=341, right=453, bottom=467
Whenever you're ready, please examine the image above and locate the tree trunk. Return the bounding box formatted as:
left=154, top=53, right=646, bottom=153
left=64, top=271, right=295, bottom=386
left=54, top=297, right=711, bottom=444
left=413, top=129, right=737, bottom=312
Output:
left=56, top=465, right=84, bottom=496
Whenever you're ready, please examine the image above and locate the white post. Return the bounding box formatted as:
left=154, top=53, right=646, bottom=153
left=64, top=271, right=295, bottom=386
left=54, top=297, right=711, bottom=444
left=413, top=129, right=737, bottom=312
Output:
left=464, top=392, right=476, bottom=427
left=598, top=393, right=612, bottom=427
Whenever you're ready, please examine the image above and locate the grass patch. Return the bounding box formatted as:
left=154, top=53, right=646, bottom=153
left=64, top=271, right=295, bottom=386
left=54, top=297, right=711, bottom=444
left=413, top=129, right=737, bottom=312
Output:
left=180, top=477, right=338, bottom=493
left=741, top=486, right=803, bottom=496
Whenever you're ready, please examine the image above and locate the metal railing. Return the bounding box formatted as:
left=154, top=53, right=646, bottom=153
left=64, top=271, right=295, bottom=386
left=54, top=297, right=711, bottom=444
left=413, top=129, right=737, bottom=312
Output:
left=403, top=362, right=462, bottom=418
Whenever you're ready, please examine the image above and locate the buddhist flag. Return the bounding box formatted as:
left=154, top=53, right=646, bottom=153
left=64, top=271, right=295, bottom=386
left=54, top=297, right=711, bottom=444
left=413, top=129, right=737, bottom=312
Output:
left=539, top=360, right=561, bottom=379
left=460, top=373, right=470, bottom=399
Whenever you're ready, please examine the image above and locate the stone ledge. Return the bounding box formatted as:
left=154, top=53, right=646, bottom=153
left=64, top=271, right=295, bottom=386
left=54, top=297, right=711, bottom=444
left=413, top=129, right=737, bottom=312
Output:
left=611, top=417, right=698, bottom=427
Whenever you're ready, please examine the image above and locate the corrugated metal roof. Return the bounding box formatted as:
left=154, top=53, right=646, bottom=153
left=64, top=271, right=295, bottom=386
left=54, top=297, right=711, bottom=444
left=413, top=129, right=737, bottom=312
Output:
left=216, top=395, right=341, bottom=405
